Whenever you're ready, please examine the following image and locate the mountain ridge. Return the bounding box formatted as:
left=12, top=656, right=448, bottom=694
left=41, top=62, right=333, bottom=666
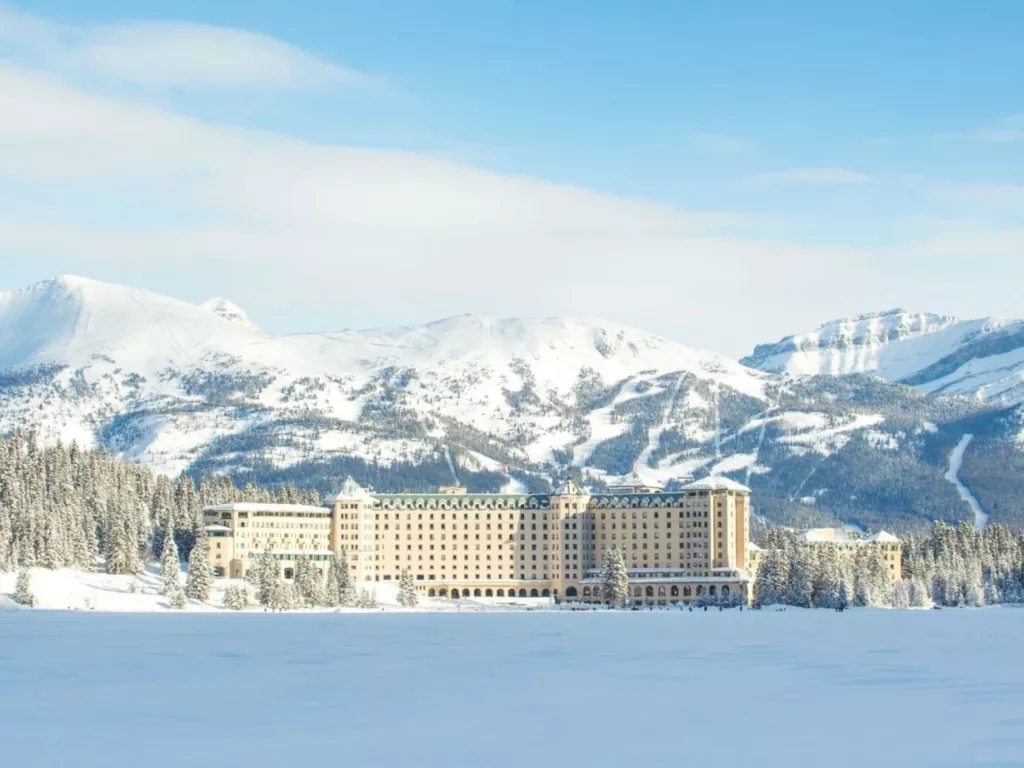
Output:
left=2, top=275, right=1024, bottom=533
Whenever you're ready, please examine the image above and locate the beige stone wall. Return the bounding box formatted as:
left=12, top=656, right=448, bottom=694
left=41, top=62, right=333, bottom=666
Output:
left=204, top=486, right=758, bottom=601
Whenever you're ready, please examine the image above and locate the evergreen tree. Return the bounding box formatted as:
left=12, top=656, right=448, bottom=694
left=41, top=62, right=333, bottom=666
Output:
left=397, top=570, right=418, bottom=607
left=159, top=527, right=181, bottom=595
left=185, top=534, right=213, bottom=601
left=600, top=548, right=629, bottom=608
left=14, top=568, right=35, bottom=607
left=837, top=580, right=850, bottom=610
left=326, top=548, right=356, bottom=607
left=787, top=542, right=814, bottom=608
left=294, top=556, right=325, bottom=607
left=249, top=547, right=279, bottom=606
left=222, top=585, right=248, bottom=610
left=812, top=545, right=842, bottom=609
left=268, top=579, right=298, bottom=611
left=357, top=588, right=379, bottom=609
left=755, top=543, right=789, bottom=606
left=890, top=579, right=911, bottom=609
left=167, top=583, right=188, bottom=609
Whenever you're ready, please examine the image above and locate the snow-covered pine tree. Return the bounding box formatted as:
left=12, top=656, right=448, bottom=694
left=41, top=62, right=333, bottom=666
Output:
left=268, top=579, right=298, bottom=611
left=294, top=556, right=325, bottom=607
left=754, top=543, right=789, bottom=607
left=837, top=579, right=850, bottom=610
left=250, top=547, right=279, bottom=606
left=787, top=542, right=814, bottom=608
left=151, top=474, right=174, bottom=557
left=357, top=588, right=379, bottom=609
left=325, top=548, right=356, bottom=607
left=812, top=545, right=842, bottom=609
left=222, top=585, right=248, bottom=610
left=397, top=570, right=418, bottom=607
left=600, top=548, right=629, bottom=608
left=890, top=579, right=911, bottom=609
left=185, top=533, right=213, bottom=601
left=14, top=568, right=35, bottom=607
left=160, top=526, right=181, bottom=595
left=168, top=583, right=188, bottom=609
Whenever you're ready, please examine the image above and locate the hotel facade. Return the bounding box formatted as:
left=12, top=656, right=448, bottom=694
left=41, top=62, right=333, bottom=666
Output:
left=204, top=475, right=758, bottom=606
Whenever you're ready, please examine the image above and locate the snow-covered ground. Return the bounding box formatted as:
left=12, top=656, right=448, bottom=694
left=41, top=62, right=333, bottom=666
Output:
left=0, top=566, right=554, bottom=613
left=945, top=434, right=988, bottom=530
left=2, top=608, right=1024, bottom=767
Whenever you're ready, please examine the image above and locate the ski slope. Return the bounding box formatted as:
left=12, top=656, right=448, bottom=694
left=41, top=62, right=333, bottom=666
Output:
left=944, top=434, right=988, bottom=529
left=2, top=609, right=1023, bottom=768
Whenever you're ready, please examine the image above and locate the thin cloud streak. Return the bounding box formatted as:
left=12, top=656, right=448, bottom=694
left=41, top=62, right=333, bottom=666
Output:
left=743, top=168, right=872, bottom=186
left=0, top=6, right=370, bottom=91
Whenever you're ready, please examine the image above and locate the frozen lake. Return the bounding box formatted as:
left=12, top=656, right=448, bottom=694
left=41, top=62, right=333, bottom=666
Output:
left=3, top=609, right=1023, bottom=767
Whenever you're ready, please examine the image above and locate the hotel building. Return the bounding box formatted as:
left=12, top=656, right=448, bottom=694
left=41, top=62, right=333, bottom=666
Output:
left=798, top=526, right=903, bottom=580
left=204, top=474, right=758, bottom=606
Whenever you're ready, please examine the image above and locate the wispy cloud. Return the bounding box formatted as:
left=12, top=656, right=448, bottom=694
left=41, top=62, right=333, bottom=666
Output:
left=743, top=168, right=872, bottom=186
left=930, top=183, right=1024, bottom=213
left=971, top=113, right=1024, bottom=143
left=0, top=6, right=370, bottom=91
left=689, top=133, right=755, bottom=154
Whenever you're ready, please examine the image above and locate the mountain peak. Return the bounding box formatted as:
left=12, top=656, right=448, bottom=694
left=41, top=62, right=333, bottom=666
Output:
left=200, top=297, right=260, bottom=332
left=741, top=309, right=1024, bottom=389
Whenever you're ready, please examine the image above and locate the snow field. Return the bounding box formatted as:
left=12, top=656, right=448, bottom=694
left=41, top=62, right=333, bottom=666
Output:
left=2, top=608, right=1024, bottom=767
left=0, top=566, right=556, bottom=613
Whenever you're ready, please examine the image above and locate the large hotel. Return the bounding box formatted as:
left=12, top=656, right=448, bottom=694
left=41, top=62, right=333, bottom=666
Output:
left=204, top=474, right=760, bottom=605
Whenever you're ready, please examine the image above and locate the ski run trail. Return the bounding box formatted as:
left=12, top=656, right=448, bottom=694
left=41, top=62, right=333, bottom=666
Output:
left=632, top=372, right=684, bottom=477
left=944, top=434, right=988, bottom=530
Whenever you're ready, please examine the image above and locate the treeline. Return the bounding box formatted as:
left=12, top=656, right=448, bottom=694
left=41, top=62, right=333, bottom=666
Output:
left=902, top=521, right=1024, bottom=607
left=754, top=529, right=892, bottom=609
left=754, top=521, right=1024, bottom=609
left=0, top=430, right=320, bottom=574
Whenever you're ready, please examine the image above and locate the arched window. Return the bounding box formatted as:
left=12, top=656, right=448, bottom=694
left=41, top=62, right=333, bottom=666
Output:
left=283, top=567, right=294, bottom=580
left=696, top=585, right=704, bottom=596
left=451, top=591, right=460, bottom=599
left=709, top=585, right=717, bottom=596
left=683, top=586, right=692, bottom=597
left=657, top=585, right=666, bottom=597
left=566, top=586, right=579, bottom=597
left=530, top=589, right=539, bottom=597
left=474, top=588, right=482, bottom=597
left=541, top=589, right=550, bottom=597
left=645, top=586, right=654, bottom=597
left=427, top=588, right=436, bottom=597
left=462, top=588, right=471, bottom=597
left=593, top=586, right=601, bottom=598
left=439, top=589, right=448, bottom=597
left=519, top=588, right=528, bottom=597
left=633, top=586, right=642, bottom=597
left=485, top=589, right=493, bottom=597
left=722, top=585, right=730, bottom=597
left=670, top=585, right=679, bottom=597
left=496, top=589, right=505, bottom=597
left=582, top=586, right=591, bottom=597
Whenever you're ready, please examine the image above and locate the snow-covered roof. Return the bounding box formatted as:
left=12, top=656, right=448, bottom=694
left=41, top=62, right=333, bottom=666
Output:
left=325, top=476, right=374, bottom=503
left=681, top=476, right=751, bottom=493
left=553, top=478, right=585, bottom=496
left=204, top=524, right=230, bottom=532
left=609, top=471, right=663, bottom=490
left=203, top=503, right=330, bottom=515
left=747, top=541, right=763, bottom=551
left=867, top=531, right=901, bottom=543
left=799, top=527, right=901, bottom=544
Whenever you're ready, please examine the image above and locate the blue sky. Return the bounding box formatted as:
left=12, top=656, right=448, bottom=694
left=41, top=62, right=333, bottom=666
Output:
left=0, top=1, right=1021, bottom=355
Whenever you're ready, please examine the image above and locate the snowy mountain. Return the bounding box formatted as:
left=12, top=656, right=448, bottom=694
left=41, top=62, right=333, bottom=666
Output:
left=3, top=276, right=1024, bottom=533
left=742, top=308, right=1024, bottom=405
